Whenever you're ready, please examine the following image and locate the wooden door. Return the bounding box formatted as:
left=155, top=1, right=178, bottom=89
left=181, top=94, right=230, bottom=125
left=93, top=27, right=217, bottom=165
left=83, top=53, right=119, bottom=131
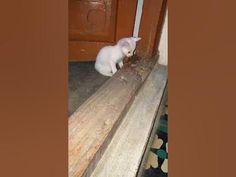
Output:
left=69, top=0, right=137, bottom=61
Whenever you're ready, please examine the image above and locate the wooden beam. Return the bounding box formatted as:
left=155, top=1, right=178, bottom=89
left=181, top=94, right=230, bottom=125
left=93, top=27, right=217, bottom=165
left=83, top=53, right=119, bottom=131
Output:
left=137, top=86, right=168, bottom=177
left=91, top=64, right=167, bottom=177
left=69, top=57, right=157, bottom=177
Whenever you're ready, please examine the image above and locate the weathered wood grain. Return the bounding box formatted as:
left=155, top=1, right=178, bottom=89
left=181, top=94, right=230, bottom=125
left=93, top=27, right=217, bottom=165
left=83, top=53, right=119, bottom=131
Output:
left=91, top=64, right=167, bottom=177
left=69, top=57, right=156, bottom=177
left=137, top=86, right=167, bottom=177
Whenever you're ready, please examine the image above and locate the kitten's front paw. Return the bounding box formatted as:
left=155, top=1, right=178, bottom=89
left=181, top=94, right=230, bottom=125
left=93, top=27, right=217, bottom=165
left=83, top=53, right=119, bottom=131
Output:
left=118, top=62, right=124, bottom=68
left=112, top=70, right=117, bottom=75
left=106, top=72, right=113, bottom=77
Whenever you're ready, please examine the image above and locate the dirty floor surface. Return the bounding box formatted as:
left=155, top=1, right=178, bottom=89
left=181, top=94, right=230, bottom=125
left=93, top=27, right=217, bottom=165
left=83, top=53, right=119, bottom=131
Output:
left=68, top=61, right=109, bottom=116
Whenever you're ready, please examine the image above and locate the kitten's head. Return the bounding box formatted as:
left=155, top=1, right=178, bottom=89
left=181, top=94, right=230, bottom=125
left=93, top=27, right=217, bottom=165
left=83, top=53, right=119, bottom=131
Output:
left=118, top=37, right=141, bottom=57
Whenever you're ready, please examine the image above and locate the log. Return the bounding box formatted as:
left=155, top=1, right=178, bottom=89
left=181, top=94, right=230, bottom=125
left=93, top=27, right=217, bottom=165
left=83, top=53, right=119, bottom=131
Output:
left=91, top=64, right=167, bottom=177
left=69, top=56, right=157, bottom=177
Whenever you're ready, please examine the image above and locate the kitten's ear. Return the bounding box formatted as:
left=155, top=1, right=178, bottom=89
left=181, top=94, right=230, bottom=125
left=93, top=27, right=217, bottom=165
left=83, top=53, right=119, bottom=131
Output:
left=119, top=40, right=130, bottom=48
left=131, top=37, right=141, bottom=42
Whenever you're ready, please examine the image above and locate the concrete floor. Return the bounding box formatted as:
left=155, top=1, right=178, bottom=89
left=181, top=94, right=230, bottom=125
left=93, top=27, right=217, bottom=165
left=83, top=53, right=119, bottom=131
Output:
left=68, top=61, right=109, bottom=116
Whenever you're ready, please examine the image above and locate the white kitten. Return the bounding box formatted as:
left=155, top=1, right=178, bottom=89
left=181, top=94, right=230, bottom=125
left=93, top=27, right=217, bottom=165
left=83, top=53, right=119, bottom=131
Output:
left=95, top=37, right=141, bottom=77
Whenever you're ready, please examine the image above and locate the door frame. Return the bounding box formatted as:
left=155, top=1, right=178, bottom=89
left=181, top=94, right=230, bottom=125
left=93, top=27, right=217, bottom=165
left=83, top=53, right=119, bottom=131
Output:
left=136, top=0, right=168, bottom=58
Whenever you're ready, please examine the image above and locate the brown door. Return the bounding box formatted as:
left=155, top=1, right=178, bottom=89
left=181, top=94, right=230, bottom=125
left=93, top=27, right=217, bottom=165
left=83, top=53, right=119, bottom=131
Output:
left=69, top=0, right=137, bottom=61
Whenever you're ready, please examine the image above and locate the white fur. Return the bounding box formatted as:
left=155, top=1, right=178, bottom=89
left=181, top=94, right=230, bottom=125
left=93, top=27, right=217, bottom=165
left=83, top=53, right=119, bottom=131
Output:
left=95, top=37, right=141, bottom=77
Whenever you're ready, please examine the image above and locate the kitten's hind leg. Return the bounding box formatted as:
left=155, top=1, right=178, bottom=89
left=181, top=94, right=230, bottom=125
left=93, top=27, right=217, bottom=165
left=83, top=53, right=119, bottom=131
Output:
left=97, top=68, right=113, bottom=77
left=95, top=64, right=113, bottom=77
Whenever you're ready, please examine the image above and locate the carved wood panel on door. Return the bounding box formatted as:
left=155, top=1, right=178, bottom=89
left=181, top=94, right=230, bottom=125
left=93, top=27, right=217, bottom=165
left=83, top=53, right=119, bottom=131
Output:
left=69, top=0, right=137, bottom=61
